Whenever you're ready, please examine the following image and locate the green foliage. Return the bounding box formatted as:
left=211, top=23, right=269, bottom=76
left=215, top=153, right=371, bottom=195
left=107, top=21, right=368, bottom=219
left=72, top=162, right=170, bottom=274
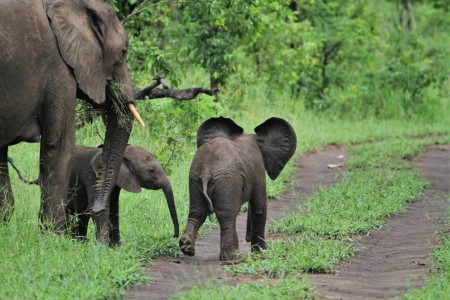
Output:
left=95, top=0, right=448, bottom=120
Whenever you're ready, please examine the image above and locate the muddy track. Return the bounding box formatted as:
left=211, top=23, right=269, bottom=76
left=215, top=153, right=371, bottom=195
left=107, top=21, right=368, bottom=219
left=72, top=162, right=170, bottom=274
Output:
left=309, top=144, right=449, bottom=299
left=127, top=146, right=347, bottom=299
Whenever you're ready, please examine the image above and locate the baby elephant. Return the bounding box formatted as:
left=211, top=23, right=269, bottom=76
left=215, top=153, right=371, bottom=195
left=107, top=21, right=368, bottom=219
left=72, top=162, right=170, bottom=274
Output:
left=67, top=145, right=179, bottom=245
left=179, top=117, right=297, bottom=261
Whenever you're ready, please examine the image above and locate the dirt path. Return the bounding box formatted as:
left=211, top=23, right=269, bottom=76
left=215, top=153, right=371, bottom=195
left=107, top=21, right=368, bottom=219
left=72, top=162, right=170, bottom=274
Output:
left=127, top=146, right=347, bottom=299
left=309, top=144, right=450, bottom=299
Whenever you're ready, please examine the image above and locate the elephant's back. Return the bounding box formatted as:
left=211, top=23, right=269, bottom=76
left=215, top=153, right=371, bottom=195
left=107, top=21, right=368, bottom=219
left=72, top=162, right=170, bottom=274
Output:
left=0, top=0, right=63, bottom=146
left=189, top=137, right=263, bottom=179
left=73, top=146, right=102, bottom=167
left=0, top=0, right=58, bottom=75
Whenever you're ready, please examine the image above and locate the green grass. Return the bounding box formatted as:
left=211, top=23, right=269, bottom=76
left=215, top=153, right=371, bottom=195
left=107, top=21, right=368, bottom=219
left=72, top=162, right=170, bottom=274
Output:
left=179, top=136, right=449, bottom=299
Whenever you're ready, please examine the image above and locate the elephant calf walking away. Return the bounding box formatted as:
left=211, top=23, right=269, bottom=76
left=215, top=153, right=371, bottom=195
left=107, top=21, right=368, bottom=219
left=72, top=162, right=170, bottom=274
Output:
left=179, top=117, right=297, bottom=261
left=66, top=145, right=179, bottom=246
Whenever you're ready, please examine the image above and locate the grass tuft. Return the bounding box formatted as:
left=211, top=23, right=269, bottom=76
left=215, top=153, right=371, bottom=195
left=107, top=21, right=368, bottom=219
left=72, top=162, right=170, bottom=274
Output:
left=108, top=80, right=132, bottom=129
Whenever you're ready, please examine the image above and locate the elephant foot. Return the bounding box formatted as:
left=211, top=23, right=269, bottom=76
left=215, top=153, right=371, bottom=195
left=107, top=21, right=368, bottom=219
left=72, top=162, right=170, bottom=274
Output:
left=251, top=237, right=267, bottom=253
left=179, top=235, right=195, bottom=256
left=245, top=233, right=251, bottom=243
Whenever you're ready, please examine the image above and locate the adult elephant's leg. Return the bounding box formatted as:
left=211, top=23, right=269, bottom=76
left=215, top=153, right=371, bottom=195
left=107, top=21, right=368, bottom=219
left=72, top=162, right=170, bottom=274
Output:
left=249, top=188, right=268, bottom=252
left=0, top=146, right=14, bottom=222
left=39, top=83, right=76, bottom=232
left=245, top=202, right=252, bottom=242
left=179, top=180, right=208, bottom=256
left=109, top=187, right=121, bottom=246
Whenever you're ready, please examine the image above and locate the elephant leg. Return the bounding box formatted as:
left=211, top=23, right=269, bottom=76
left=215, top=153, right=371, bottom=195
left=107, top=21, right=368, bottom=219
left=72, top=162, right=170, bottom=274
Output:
left=77, top=213, right=90, bottom=241
left=84, top=177, right=111, bottom=245
left=179, top=180, right=208, bottom=257
left=214, top=187, right=242, bottom=261
left=0, top=146, right=14, bottom=222
left=65, top=207, right=78, bottom=238
left=245, top=202, right=252, bottom=243
left=234, top=229, right=239, bottom=250
left=39, top=84, right=76, bottom=232
left=249, top=189, right=268, bottom=252
left=109, top=187, right=121, bottom=246
left=216, top=209, right=240, bottom=261
left=67, top=185, right=86, bottom=238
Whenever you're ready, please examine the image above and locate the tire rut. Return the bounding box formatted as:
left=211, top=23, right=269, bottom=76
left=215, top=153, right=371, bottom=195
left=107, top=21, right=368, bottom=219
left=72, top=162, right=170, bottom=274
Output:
left=308, top=144, right=449, bottom=299
left=127, top=146, right=347, bottom=299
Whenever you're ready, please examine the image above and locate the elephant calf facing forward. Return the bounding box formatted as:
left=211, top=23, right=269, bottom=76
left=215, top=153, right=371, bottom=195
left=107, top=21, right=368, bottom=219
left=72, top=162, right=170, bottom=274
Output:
left=67, top=145, right=179, bottom=245
left=179, top=117, right=297, bottom=261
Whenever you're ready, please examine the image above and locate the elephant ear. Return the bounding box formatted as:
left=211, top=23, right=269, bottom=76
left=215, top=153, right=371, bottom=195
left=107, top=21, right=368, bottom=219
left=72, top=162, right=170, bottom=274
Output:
left=196, top=117, right=244, bottom=148
left=254, top=118, right=297, bottom=180
left=44, top=0, right=106, bottom=104
left=91, top=152, right=141, bottom=193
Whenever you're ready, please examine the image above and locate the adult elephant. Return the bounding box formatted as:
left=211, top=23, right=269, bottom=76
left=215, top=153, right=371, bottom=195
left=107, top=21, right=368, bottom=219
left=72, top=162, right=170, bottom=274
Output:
left=0, top=0, right=143, bottom=243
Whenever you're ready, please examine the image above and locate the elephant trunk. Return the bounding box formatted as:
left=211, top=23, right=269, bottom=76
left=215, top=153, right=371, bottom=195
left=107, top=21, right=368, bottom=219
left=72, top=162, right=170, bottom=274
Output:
left=92, top=66, right=135, bottom=217
left=161, top=179, right=179, bottom=238
left=91, top=101, right=133, bottom=243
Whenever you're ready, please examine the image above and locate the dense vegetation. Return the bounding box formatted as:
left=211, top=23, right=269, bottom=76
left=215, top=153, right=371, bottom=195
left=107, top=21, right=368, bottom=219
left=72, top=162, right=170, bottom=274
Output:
left=0, top=0, right=448, bottom=299
left=98, top=0, right=450, bottom=173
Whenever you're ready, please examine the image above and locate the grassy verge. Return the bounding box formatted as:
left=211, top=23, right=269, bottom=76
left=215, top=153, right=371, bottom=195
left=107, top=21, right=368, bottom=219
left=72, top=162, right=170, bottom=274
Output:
left=179, top=136, right=449, bottom=299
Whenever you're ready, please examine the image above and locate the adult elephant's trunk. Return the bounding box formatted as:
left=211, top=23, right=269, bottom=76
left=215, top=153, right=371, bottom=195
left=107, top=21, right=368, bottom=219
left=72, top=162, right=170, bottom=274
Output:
left=161, top=179, right=179, bottom=238
left=91, top=100, right=134, bottom=243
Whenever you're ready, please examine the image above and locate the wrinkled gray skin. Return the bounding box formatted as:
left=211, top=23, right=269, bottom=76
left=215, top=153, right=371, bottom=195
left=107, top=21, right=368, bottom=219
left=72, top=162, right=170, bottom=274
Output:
left=66, top=145, right=179, bottom=246
left=179, top=117, right=297, bottom=261
left=0, top=0, right=136, bottom=242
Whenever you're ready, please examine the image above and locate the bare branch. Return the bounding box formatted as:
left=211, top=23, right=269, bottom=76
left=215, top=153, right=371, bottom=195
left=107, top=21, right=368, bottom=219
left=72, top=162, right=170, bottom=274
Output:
left=136, top=87, right=219, bottom=100
left=134, top=75, right=219, bottom=100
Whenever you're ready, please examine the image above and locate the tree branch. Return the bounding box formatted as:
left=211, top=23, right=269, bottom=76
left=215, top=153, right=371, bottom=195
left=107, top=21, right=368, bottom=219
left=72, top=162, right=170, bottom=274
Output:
left=134, top=75, right=219, bottom=100
left=136, top=86, right=219, bottom=100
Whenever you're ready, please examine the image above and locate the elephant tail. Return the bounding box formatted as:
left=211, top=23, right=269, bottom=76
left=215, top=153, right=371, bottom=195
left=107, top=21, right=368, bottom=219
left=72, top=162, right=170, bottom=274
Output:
left=201, top=176, right=214, bottom=215
left=8, top=157, right=39, bottom=185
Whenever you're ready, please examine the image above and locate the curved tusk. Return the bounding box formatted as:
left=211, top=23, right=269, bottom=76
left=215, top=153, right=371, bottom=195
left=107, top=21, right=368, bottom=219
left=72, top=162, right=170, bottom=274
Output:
left=127, top=103, right=145, bottom=127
